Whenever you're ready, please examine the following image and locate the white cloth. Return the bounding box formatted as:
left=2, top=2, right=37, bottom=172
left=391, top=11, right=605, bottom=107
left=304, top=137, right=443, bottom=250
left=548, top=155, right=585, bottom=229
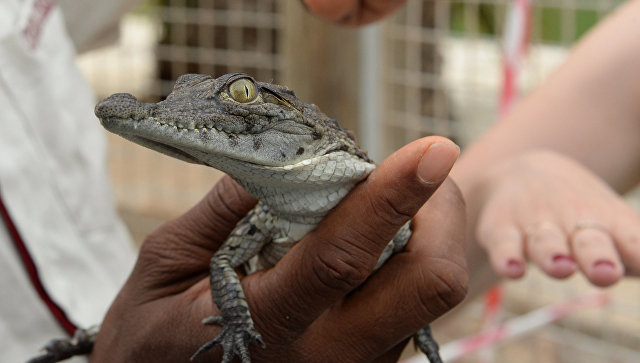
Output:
left=0, top=0, right=137, bottom=361
left=58, top=0, right=140, bottom=53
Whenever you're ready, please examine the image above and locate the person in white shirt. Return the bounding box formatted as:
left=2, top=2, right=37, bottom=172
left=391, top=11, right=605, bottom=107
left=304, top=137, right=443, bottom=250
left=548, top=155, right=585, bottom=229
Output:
left=0, top=1, right=139, bottom=361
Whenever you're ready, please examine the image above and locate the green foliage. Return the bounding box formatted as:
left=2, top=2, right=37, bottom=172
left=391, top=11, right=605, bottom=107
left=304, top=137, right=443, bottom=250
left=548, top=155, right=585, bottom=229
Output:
left=539, top=7, right=562, bottom=43
left=575, top=8, right=599, bottom=39
left=132, top=0, right=160, bottom=15
left=449, top=2, right=609, bottom=45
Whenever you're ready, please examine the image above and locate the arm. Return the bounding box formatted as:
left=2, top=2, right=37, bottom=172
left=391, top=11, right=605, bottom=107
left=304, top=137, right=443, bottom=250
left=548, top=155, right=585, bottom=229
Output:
left=303, top=0, right=640, bottom=184
left=90, top=138, right=467, bottom=362
left=454, top=0, right=640, bottom=192
left=452, top=0, right=640, bottom=294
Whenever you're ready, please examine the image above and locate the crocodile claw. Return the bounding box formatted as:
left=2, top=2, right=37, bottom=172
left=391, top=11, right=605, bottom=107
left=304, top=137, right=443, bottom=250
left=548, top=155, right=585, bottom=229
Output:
left=190, top=315, right=264, bottom=363
left=27, top=326, right=99, bottom=363
left=414, top=325, right=442, bottom=363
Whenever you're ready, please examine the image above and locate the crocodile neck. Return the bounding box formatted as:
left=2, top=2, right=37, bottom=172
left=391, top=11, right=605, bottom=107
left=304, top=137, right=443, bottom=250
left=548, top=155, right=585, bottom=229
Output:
left=192, top=149, right=375, bottom=224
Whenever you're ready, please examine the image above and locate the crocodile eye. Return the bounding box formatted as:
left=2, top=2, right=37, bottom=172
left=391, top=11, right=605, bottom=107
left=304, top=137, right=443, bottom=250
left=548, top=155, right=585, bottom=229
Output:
left=229, top=78, right=257, bottom=103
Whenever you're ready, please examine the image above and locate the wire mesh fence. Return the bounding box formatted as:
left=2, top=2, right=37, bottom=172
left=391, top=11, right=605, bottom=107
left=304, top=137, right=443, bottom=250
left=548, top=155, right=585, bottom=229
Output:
left=77, top=0, right=639, bottom=361
left=154, top=0, right=282, bottom=98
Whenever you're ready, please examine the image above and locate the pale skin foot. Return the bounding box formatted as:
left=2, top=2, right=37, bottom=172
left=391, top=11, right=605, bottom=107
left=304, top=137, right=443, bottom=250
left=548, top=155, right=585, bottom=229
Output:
left=471, top=150, right=640, bottom=287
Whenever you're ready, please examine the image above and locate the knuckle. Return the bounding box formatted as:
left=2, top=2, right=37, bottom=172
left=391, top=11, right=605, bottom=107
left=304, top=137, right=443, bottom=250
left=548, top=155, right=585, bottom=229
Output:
left=310, top=243, right=373, bottom=292
left=526, top=221, right=565, bottom=247
left=476, top=221, right=495, bottom=248
left=341, top=220, right=396, bottom=256
left=366, top=188, right=416, bottom=227
left=441, top=178, right=465, bottom=208
left=416, top=259, right=469, bottom=318
left=139, top=230, right=175, bottom=266
left=206, top=176, right=254, bottom=221
left=138, top=230, right=208, bottom=286
left=624, top=231, right=640, bottom=246
left=572, top=228, right=611, bottom=249
left=619, top=232, right=640, bottom=274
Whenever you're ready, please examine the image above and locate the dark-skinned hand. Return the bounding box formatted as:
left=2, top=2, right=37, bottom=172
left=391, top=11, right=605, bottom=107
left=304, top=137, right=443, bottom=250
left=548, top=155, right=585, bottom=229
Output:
left=90, top=136, right=467, bottom=362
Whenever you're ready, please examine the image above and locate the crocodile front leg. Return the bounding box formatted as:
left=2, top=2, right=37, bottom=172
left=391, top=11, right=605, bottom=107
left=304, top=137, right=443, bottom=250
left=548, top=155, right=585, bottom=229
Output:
left=191, top=203, right=273, bottom=363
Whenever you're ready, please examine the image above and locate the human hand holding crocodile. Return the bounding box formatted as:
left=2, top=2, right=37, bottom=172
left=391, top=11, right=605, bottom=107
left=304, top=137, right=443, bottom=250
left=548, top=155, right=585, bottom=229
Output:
left=90, top=137, right=467, bottom=362
left=88, top=73, right=465, bottom=362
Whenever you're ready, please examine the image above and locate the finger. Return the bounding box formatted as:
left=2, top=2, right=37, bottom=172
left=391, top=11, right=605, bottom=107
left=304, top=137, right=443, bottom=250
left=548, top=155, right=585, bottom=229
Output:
left=375, top=339, right=411, bottom=362
left=252, top=137, right=460, bottom=338
left=294, top=179, right=467, bottom=361
left=476, top=208, right=526, bottom=279
left=301, top=0, right=358, bottom=21
left=302, top=0, right=407, bottom=26
left=611, top=213, right=640, bottom=276
left=181, top=176, right=257, bottom=248
left=524, top=221, right=577, bottom=279
left=570, top=223, right=624, bottom=286
left=136, top=176, right=256, bottom=288
left=481, top=226, right=526, bottom=279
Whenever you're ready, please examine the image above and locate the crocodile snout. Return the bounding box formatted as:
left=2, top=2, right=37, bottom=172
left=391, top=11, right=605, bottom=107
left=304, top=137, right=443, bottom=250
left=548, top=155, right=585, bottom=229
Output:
left=95, top=93, right=154, bottom=121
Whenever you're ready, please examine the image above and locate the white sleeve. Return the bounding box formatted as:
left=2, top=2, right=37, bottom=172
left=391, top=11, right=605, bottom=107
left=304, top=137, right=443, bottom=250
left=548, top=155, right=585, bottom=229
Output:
left=58, top=0, right=145, bottom=53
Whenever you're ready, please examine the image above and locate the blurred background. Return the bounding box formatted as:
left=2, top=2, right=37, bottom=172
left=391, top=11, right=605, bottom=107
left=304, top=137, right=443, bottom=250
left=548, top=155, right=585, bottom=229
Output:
left=77, top=0, right=639, bottom=362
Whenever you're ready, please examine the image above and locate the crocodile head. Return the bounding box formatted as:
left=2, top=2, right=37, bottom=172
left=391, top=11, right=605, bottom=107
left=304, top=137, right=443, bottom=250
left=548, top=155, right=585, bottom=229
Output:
left=96, top=73, right=370, bottom=168
left=96, top=74, right=374, bottom=219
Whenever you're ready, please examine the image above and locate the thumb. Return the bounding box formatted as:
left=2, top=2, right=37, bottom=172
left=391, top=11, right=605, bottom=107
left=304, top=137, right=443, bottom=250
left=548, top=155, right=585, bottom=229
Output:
left=251, top=136, right=460, bottom=336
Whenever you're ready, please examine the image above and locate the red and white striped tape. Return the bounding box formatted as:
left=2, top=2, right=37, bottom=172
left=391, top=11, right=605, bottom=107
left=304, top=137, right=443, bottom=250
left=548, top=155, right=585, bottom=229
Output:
left=439, top=291, right=610, bottom=361
left=400, top=291, right=610, bottom=362
left=499, top=0, right=532, bottom=115
left=477, top=1, right=533, bottom=360
left=476, top=1, right=533, bottom=360
left=476, top=286, right=503, bottom=363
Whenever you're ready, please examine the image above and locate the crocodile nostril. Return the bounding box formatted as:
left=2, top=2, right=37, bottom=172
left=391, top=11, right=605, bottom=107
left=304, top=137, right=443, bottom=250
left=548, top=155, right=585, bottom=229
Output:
left=95, top=93, right=148, bottom=120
